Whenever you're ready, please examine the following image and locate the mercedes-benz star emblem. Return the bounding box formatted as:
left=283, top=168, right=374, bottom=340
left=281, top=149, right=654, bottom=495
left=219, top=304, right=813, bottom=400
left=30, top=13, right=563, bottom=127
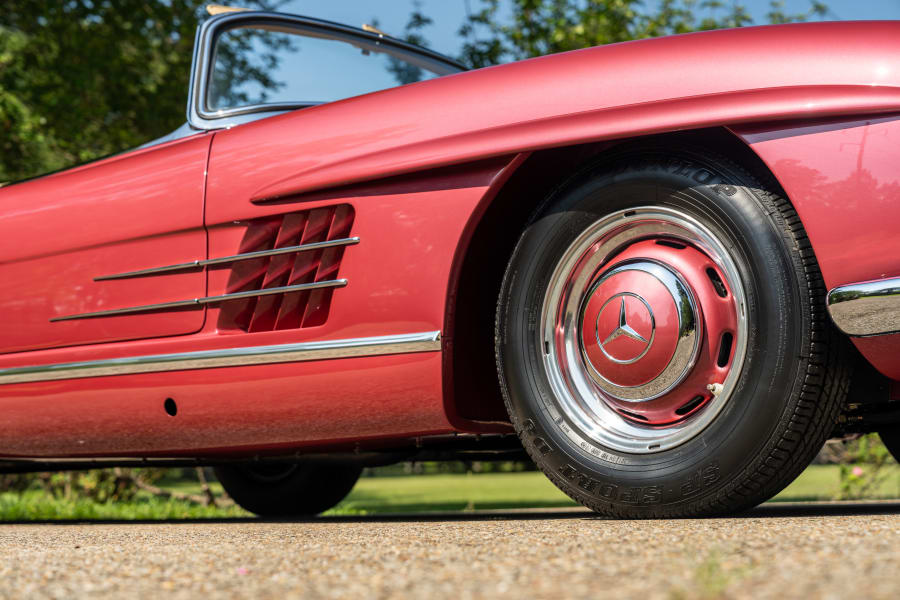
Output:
left=595, top=292, right=655, bottom=365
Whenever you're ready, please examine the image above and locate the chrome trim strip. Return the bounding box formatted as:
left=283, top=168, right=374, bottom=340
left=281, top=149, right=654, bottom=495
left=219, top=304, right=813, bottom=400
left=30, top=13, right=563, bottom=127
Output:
left=827, top=277, right=900, bottom=337
left=0, top=331, right=441, bottom=385
left=198, top=279, right=346, bottom=303
left=50, top=298, right=200, bottom=321
left=94, top=237, right=360, bottom=281
left=49, top=279, right=348, bottom=322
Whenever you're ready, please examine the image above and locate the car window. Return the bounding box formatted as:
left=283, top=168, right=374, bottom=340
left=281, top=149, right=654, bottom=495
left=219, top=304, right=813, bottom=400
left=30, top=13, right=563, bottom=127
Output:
left=208, top=25, right=457, bottom=111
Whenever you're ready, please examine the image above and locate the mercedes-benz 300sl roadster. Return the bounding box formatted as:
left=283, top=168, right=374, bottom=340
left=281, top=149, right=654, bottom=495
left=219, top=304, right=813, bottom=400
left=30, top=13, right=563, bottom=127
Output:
left=2, top=8, right=900, bottom=517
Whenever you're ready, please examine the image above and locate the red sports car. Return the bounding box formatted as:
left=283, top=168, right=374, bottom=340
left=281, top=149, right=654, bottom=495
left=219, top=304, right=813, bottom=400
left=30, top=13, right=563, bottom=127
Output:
left=2, top=8, right=899, bottom=518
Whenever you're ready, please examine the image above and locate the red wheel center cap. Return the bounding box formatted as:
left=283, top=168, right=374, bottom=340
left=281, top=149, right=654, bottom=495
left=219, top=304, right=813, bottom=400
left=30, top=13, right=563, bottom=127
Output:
left=581, top=265, right=682, bottom=390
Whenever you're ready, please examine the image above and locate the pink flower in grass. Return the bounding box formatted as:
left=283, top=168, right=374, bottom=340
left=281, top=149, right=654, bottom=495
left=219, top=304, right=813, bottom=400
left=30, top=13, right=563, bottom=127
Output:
left=851, top=466, right=864, bottom=477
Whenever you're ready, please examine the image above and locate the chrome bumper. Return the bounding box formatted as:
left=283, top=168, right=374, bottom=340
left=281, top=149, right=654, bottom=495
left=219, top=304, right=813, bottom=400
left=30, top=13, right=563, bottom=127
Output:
left=827, top=277, right=900, bottom=337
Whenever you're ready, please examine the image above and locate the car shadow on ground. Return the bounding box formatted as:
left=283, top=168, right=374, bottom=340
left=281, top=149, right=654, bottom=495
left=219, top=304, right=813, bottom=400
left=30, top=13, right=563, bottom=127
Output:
left=2, top=500, right=899, bottom=526
left=308, top=500, right=900, bottom=522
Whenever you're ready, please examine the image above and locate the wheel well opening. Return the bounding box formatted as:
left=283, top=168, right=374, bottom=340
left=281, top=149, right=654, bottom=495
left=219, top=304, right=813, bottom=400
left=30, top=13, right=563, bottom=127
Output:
left=445, top=127, right=786, bottom=428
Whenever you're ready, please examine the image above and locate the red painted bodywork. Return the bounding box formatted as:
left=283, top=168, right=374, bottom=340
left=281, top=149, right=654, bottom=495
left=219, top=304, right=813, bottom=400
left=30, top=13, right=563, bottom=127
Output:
left=731, top=115, right=900, bottom=379
left=1, top=21, right=899, bottom=458
left=0, top=134, right=210, bottom=354
left=0, top=353, right=445, bottom=457
left=235, top=22, right=900, bottom=201
left=0, top=159, right=512, bottom=456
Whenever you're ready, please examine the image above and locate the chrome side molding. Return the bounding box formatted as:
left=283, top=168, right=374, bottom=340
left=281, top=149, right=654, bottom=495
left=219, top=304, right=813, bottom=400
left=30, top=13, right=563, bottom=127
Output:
left=827, top=277, right=900, bottom=337
left=50, top=280, right=347, bottom=322
left=95, top=237, right=360, bottom=281
left=0, top=331, right=441, bottom=385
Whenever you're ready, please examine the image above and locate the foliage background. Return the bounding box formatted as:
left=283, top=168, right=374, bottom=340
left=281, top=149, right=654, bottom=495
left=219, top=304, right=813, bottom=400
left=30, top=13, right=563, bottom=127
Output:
left=0, top=1, right=287, bottom=182
left=2, top=0, right=827, bottom=182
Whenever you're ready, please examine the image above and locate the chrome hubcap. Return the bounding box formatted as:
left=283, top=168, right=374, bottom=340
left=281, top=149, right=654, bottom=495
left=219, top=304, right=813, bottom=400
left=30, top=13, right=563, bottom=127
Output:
left=540, top=207, right=747, bottom=454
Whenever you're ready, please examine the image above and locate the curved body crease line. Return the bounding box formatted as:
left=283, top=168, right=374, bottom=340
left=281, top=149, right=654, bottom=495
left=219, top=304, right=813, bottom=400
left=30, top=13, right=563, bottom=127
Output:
left=197, top=20, right=900, bottom=204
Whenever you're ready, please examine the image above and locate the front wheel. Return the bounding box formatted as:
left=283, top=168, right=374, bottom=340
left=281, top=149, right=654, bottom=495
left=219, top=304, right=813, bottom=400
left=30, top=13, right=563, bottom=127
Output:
left=496, top=148, right=848, bottom=518
left=214, top=463, right=361, bottom=517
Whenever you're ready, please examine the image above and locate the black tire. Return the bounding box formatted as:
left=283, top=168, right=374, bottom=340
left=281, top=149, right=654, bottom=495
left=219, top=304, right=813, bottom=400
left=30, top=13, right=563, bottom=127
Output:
left=879, top=427, right=900, bottom=462
left=496, top=147, right=849, bottom=518
left=214, top=463, right=361, bottom=517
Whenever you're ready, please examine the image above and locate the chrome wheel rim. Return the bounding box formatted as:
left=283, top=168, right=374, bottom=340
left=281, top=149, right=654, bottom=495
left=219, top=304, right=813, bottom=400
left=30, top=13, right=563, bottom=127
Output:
left=539, top=206, right=748, bottom=454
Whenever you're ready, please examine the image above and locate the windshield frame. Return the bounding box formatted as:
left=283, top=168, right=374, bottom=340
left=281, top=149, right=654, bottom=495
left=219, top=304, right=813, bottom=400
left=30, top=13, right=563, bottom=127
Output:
left=187, top=11, right=466, bottom=131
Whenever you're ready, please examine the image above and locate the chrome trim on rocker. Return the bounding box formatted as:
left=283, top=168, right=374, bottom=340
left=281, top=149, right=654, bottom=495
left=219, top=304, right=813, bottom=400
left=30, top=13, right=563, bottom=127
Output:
left=49, top=279, right=348, bottom=322
left=827, top=277, right=900, bottom=337
left=0, top=331, right=441, bottom=385
left=94, top=237, right=360, bottom=281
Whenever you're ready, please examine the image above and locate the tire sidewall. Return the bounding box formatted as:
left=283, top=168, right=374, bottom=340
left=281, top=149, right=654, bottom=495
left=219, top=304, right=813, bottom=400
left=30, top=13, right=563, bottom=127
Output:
left=215, top=463, right=362, bottom=516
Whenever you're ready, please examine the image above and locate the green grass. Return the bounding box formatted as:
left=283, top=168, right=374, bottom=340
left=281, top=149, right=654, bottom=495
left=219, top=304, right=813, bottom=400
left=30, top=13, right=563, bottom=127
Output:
left=0, top=489, right=250, bottom=520
left=771, top=463, right=900, bottom=501
left=331, top=471, right=578, bottom=514
left=1, top=464, right=898, bottom=520
left=330, top=464, right=900, bottom=515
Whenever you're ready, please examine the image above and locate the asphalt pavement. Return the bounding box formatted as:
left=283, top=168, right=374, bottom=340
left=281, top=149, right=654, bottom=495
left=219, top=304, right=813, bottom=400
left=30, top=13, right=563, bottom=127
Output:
left=1, top=502, right=898, bottom=599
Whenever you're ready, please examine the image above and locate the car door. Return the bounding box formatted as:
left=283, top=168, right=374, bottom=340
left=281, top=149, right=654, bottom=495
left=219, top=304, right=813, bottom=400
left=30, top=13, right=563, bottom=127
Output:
left=187, top=13, right=465, bottom=339
left=0, top=133, right=210, bottom=354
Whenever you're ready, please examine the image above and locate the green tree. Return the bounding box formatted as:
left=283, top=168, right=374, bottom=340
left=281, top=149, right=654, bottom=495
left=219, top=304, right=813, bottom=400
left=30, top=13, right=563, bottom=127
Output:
left=0, top=26, right=62, bottom=181
left=0, top=1, right=283, bottom=183
left=419, top=0, right=828, bottom=68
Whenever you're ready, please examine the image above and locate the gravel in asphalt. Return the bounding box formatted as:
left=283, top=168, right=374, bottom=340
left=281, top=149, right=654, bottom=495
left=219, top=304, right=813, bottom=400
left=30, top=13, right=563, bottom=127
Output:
left=1, top=502, right=898, bottom=600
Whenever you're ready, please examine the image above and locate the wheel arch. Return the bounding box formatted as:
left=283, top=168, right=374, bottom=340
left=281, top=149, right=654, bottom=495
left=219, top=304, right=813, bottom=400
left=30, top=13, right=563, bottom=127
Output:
left=443, top=126, right=797, bottom=429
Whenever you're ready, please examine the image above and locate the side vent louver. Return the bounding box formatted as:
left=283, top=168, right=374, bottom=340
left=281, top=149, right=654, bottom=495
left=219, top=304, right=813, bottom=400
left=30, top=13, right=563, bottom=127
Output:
left=218, top=205, right=355, bottom=332
left=50, top=204, right=355, bottom=324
